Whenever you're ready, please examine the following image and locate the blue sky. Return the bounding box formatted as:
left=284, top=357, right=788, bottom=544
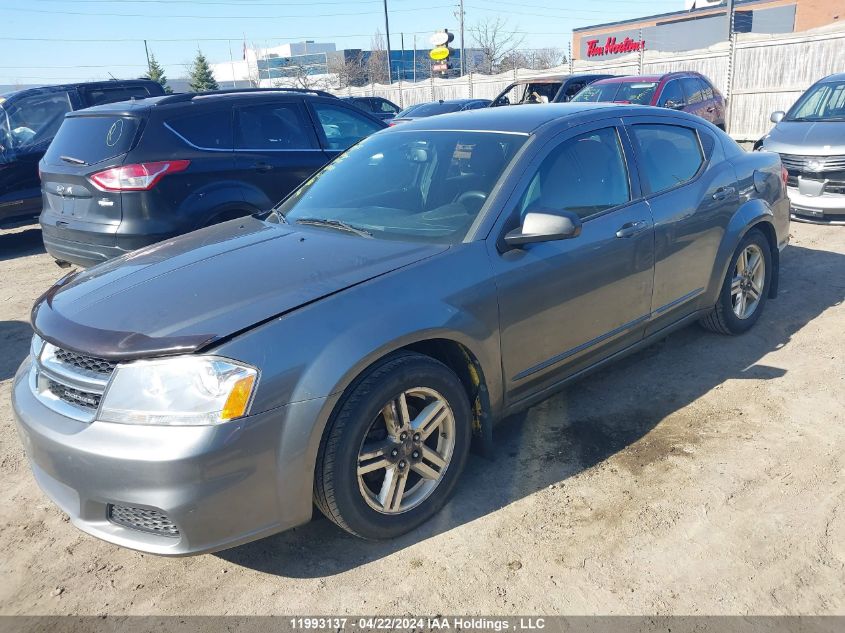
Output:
left=0, top=0, right=682, bottom=85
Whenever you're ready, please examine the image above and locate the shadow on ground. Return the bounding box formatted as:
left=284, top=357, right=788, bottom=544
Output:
left=184, top=244, right=843, bottom=575
left=0, top=228, right=44, bottom=262
left=0, top=321, right=33, bottom=381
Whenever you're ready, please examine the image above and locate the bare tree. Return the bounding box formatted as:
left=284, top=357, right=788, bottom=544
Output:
left=469, top=17, right=525, bottom=74
left=245, top=42, right=263, bottom=87
left=531, top=47, right=567, bottom=70
left=498, top=50, right=529, bottom=73
left=367, top=29, right=390, bottom=85
left=327, top=51, right=367, bottom=88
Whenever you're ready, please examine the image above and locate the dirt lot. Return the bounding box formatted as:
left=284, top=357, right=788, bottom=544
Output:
left=0, top=222, right=843, bottom=616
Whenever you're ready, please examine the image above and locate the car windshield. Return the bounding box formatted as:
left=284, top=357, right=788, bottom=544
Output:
left=276, top=130, right=527, bottom=244
left=571, top=81, right=657, bottom=105
left=786, top=80, right=845, bottom=122
left=396, top=104, right=422, bottom=118
left=407, top=102, right=464, bottom=117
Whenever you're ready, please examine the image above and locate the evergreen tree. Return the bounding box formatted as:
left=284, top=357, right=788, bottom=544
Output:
left=144, top=53, right=173, bottom=94
left=188, top=49, right=219, bottom=92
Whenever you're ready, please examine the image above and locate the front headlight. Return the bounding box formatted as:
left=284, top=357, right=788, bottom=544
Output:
left=99, top=355, right=259, bottom=426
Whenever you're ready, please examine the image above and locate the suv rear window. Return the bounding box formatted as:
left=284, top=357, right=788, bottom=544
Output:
left=43, top=115, right=141, bottom=166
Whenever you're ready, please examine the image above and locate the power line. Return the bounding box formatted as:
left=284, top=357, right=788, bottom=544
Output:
left=7, top=4, right=456, bottom=19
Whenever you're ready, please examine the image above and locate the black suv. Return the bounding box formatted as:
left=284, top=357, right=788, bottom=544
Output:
left=39, top=88, right=386, bottom=267
left=0, top=80, right=166, bottom=231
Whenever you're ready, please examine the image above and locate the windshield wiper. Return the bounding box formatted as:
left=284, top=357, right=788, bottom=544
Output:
left=60, top=155, right=86, bottom=165
left=295, top=217, right=373, bottom=238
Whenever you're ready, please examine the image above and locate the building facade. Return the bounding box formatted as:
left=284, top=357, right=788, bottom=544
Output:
left=573, top=0, right=843, bottom=60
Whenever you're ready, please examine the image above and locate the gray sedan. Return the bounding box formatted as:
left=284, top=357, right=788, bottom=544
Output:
left=12, top=104, right=789, bottom=554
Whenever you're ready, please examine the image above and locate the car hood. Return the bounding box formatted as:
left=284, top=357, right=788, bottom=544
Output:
left=32, top=217, right=448, bottom=359
left=763, top=121, right=845, bottom=154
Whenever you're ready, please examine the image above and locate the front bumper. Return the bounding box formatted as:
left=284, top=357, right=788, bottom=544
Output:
left=787, top=187, right=845, bottom=225
left=11, top=358, right=324, bottom=555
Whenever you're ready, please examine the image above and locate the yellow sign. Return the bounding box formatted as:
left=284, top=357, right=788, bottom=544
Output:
left=429, top=46, right=450, bottom=61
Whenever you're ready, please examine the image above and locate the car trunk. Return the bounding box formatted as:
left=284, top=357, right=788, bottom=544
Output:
left=39, top=113, right=144, bottom=248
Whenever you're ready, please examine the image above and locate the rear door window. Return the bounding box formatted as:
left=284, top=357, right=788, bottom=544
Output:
left=629, top=124, right=704, bottom=194
left=375, top=98, right=400, bottom=114
left=167, top=110, right=233, bottom=150
left=236, top=102, right=317, bottom=150
left=43, top=115, right=140, bottom=166
left=681, top=77, right=704, bottom=104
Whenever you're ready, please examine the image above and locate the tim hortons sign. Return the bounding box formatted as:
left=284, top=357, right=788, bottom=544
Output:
left=586, top=37, right=646, bottom=57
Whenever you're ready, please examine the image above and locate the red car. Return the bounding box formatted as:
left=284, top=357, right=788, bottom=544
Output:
left=571, top=72, right=726, bottom=130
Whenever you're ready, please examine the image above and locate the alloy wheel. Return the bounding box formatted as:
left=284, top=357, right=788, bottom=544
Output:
left=357, top=387, right=456, bottom=514
left=731, top=243, right=766, bottom=319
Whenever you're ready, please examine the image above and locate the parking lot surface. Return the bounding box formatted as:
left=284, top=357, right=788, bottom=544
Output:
left=0, top=222, right=843, bottom=615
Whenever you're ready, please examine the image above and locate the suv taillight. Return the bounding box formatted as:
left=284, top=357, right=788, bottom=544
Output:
left=89, top=160, right=190, bottom=191
left=781, top=165, right=789, bottom=189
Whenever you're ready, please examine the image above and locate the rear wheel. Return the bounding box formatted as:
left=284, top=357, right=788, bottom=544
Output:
left=701, top=229, right=772, bottom=335
left=314, top=352, right=471, bottom=539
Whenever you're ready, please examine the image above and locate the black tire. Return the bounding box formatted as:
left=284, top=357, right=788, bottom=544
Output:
left=314, top=352, right=472, bottom=539
left=701, top=229, right=772, bottom=335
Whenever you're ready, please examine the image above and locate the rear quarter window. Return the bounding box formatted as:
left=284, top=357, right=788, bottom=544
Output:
left=43, top=115, right=141, bottom=166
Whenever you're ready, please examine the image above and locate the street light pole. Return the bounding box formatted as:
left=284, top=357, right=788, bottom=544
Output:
left=383, top=0, right=393, bottom=83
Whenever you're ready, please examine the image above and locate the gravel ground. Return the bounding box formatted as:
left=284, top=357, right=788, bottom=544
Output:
left=0, top=222, right=843, bottom=615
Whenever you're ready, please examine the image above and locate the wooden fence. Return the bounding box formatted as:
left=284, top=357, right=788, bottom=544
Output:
left=333, top=24, right=845, bottom=141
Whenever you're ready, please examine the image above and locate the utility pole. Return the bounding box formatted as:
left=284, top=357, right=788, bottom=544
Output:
left=143, top=39, right=151, bottom=74
left=726, top=0, right=735, bottom=40
left=413, top=33, right=417, bottom=83
left=459, top=0, right=466, bottom=76
left=400, top=32, right=405, bottom=82
left=382, top=0, right=393, bottom=83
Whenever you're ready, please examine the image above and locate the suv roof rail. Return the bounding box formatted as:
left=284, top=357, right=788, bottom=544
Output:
left=155, top=87, right=338, bottom=105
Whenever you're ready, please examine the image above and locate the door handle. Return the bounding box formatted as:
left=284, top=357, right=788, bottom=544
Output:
left=712, top=186, right=736, bottom=201
left=253, top=162, right=273, bottom=172
left=615, top=220, right=649, bottom=238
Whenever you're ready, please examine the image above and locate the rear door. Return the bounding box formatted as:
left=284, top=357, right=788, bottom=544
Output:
left=699, top=77, right=725, bottom=127
left=622, top=116, right=740, bottom=333
left=39, top=113, right=144, bottom=248
left=233, top=98, right=328, bottom=209
left=680, top=76, right=708, bottom=122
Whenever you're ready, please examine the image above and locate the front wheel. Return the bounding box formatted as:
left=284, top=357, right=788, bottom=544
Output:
left=314, top=352, right=472, bottom=539
left=701, top=229, right=772, bottom=335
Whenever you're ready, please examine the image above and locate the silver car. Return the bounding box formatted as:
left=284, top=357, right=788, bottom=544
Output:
left=12, top=104, right=789, bottom=555
left=758, top=72, right=845, bottom=225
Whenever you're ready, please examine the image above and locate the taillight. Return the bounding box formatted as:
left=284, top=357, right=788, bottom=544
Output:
left=89, top=160, right=190, bottom=191
left=781, top=165, right=789, bottom=188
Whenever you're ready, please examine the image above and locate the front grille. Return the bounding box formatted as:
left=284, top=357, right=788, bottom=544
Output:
left=53, top=348, right=117, bottom=375
left=108, top=505, right=180, bottom=537
left=786, top=175, right=845, bottom=195
left=780, top=153, right=845, bottom=173
left=46, top=378, right=102, bottom=409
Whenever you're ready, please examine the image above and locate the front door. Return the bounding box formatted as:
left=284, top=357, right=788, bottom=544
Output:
left=490, top=123, right=655, bottom=404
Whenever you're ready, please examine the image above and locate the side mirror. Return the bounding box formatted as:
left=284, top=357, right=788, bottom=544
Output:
left=504, top=210, right=582, bottom=247
left=770, top=111, right=785, bottom=124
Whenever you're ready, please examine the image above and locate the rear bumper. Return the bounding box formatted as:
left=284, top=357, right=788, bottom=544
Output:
left=12, top=358, right=323, bottom=555
left=42, top=230, right=130, bottom=267
left=787, top=187, right=845, bottom=225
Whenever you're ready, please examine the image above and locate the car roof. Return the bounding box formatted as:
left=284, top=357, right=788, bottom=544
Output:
left=592, top=72, right=700, bottom=85
left=821, top=72, right=845, bottom=82
left=0, top=78, right=159, bottom=101
left=507, top=74, right=612, bottom=86
left=386, top=102, right=632, bottom=133
left=64, top=88, right=338, bottom=117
